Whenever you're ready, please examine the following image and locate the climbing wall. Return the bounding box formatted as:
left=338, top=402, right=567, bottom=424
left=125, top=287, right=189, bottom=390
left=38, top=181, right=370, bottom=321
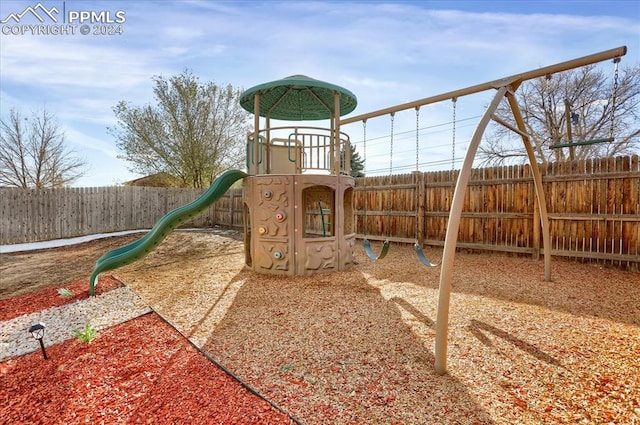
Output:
left=244, top=175, right=356, bottom=276
left=249, top=175, right=295, bottom=274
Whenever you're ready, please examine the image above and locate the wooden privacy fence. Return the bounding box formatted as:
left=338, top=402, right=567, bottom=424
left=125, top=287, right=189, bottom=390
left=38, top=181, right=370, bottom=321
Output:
left=0, top=186, right=244, bottom=245
left=355, top=154, right=639, bottom=270
left=1, top=155, right=638, bottom=270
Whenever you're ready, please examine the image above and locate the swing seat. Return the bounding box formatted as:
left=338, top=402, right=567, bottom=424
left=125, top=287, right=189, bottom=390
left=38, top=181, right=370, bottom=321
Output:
left=548, top=137, right=614, bottom=149
left=363, top=238, right=390, bottom=261
left=414, top=243, right=440, bottom=267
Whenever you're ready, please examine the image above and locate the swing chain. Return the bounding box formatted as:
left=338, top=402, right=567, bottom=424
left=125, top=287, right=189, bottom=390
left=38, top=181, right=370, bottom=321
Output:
left=387, top=113, right=395, bottom=238
left=389, top=112, right=394, bottom=175
left=412, top=109, right=439, bottom=267
left=363, top=119, right=367, bottom=173
left=544, top=74, right=556, bottom=145
left=362, top=119, right=368, bottom=237
left=414, top=107, right=421, bottom=240
left=452, top=97, right=457, bottom=170
left=609, top=57, right=621, bottom=141
left=415, top=107, right=420, bottom=171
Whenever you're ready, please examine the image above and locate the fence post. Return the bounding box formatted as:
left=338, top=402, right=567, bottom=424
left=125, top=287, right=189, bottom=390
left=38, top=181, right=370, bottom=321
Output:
left=532, top=190, right=540, bottom=261
left=212, top=192, right=218, bottom=227
left=229, top=190, right=235, bottom=228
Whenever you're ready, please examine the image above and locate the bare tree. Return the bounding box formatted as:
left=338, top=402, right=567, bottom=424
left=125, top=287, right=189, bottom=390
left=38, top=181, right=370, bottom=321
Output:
left=0, top=108, right=86, bottom=188
left=110, top=70, right=251, bottom=188
left=480, top=62, right=640, bottom=166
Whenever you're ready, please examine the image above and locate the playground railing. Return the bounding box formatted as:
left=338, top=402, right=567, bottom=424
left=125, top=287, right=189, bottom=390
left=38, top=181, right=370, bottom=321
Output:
left=247, top=126, right=351, bottom=175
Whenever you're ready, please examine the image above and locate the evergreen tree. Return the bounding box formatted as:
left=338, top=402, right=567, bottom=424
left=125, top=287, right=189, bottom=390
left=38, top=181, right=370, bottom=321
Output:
left=348, top=144, right=365, bottom=177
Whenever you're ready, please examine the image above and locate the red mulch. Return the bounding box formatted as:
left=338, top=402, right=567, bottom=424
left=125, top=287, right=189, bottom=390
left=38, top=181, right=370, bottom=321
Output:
left=0, top=276, right=122, bottom=321
left=0, top=284, right=296, bottom=425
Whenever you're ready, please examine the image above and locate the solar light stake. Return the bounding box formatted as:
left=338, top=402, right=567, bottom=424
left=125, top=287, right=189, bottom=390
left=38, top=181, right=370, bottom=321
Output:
left=28, top=322, right=48, bottom=360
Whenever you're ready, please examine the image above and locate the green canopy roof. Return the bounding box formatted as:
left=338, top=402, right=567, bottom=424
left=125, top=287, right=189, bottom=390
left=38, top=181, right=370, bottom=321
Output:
left=239, top=75, right=357, bottom=121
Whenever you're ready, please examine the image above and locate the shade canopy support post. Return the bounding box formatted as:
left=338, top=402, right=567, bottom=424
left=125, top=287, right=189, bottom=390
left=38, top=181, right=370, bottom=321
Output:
left=252, top=93, right=261, bottom=175
left=334, top=91, right=342, bottom=175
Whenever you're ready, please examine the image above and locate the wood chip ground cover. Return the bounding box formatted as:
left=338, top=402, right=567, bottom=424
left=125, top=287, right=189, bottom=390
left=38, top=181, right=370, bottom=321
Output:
left=1, top=310, right=295, bottom=424
left=1, top=230, right=639, bottom=424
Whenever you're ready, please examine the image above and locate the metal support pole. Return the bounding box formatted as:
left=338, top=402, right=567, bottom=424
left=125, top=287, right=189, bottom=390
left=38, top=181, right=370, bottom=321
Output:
left=334, top=91, right=342, bottom=175
left=506, top=90, right=552, bottom=281
left=38, top=338, right=48, bottom=360
left=434, top=86, right=508, bottom=375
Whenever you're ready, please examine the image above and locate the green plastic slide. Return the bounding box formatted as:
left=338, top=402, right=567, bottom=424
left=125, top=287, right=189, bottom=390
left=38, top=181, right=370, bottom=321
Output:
left=89, top=169, right=247, bottom=295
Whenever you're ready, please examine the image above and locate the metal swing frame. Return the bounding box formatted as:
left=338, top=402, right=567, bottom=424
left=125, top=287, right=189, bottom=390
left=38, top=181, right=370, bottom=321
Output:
left=340, top=46, right=627, bottom=376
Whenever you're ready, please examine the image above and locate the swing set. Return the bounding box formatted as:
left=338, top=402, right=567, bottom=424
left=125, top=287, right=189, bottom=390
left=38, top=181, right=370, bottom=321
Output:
left=341, top=45, right=627, bottom=375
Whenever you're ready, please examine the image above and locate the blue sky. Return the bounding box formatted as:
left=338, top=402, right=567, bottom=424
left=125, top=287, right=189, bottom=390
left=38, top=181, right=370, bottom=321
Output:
left=1, top=0, right=638, bottom=186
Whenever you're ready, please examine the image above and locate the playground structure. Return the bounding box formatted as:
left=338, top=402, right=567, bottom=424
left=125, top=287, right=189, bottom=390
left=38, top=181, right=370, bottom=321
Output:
left=240, top=75, right=359, bottom=275
left=89, top=76, right=360, bottom=294
left=89, top=46, right=627, bottom=376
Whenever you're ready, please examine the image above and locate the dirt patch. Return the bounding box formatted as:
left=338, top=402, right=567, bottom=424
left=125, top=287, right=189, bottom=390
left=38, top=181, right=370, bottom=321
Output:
left=0, top=229, right=240, bottom=300
left=0, top=234, right=141, bottom=299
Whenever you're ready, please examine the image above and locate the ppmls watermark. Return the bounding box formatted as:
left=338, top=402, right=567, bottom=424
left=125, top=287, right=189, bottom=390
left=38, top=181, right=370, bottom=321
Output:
left=1, top=2, right=125, bottom=36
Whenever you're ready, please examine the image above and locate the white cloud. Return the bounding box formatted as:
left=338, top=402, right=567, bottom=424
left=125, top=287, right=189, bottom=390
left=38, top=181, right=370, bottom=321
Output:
left=161, top=46, right=190, bottom=56
left=163, top=26, right=204, bottom=41
left=0, top=36, right=162, bottom=96
left=63, top=126, right=119, bottom=159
